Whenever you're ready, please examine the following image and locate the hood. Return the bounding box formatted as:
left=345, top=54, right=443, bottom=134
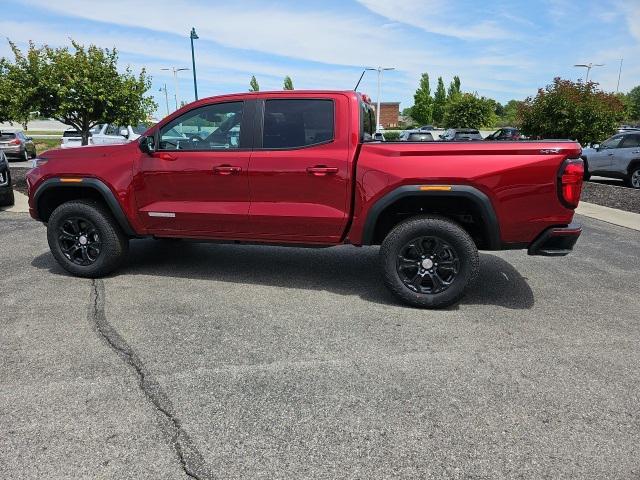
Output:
left=39, top=141, right=137, bottom=160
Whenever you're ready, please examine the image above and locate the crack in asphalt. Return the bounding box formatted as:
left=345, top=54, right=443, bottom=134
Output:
left=89, top=279, right=212, bottom=480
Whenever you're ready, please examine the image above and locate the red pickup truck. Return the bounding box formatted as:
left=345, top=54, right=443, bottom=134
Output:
left=27, top=91, right=584, bottom=308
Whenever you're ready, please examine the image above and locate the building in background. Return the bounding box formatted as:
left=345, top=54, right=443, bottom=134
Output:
left=375, top=102, right=400, bottom=129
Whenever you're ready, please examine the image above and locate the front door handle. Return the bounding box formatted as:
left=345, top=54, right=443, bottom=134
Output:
left=307, top=165, right=339, bottom=176
left=154, top=152, right=177, bottom=161
left=213, top=165, right=242, bottom=175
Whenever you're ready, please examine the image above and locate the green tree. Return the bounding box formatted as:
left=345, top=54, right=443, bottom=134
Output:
left=283, top=76, right=294, bottom=90
left=627, top=85, right=640, bottom=121
left=499, top=99, right=522, bottom=126
left=447, top=75, right=461, bottom=101
left=443, top=93, right=497, bottom=129
left=2, top=40, right=156, bottom=144
left=412, top=73, right=433, bottom=124
left=519, top=78, right=625, bottom=144
left=249, top=75, right=260, bottom=92
left=0, top=59, right=11, bottom=123
left=432, top=76, right=447, bottom=126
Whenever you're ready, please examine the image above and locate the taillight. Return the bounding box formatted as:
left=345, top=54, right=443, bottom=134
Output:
left=8, top=138, right=20, bottom=145
left=558, top=159, right=584, bottom=209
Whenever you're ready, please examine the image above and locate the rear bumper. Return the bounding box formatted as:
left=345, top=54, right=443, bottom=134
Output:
left=527, top=223, right=582, bottom=256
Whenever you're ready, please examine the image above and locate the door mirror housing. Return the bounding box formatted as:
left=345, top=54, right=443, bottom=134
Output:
left=119, top=128, right=129, bottom=138
left=139, top=135, right=156, bottom=155
left=25, top=136, right=33, bottom=141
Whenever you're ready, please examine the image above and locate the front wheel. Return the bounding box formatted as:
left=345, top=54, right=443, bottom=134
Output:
left=626, top=166, right=640, bottom=189
left=380, top=216, right=479, bottom=308
left=47, top=200, right=129, bottom=277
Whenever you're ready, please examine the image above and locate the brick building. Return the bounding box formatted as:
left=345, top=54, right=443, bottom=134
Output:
left=374, top=102, right=400, bottom=128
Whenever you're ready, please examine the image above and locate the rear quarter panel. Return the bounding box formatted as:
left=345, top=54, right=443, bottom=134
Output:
left=350, top=141, right=582, bottom=246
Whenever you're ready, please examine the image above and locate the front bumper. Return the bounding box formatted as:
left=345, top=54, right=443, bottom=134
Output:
left=528, top=223, right=582, bottom=256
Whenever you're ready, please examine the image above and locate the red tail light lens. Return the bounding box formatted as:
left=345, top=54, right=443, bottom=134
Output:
left=558, top=159, right=584, bottom=209
left=8, top=139, right=20, bottom=145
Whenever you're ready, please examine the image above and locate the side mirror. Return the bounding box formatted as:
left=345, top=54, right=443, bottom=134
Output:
left=25, top=136, right=33, bottom=141
left=592, top=143, right=600, bottom=150
left=139, top=135, right=156, bottom=155
left=119, top=128, right=129, bottom=138
left=438, top=134, right=444, bottom=139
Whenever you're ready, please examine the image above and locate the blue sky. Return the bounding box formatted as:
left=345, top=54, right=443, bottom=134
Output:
left=1, top=0, right=639, bottom=116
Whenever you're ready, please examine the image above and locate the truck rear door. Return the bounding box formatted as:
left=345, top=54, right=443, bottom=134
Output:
left=247, top=95, right=351, bottom=243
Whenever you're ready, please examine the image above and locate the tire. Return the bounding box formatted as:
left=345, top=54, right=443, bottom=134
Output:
left=625, top=165, right=640, bottom=189
left=23, top=149, right=29, bottom=161
left=47, top=200, right=129, bottom=277
left=380, top=215, right=479, bottom=308
left=582, top=158, right=591, bottom=181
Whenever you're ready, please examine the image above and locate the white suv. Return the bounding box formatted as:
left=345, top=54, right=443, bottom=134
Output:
left=60, top=124, right=149, bottom=148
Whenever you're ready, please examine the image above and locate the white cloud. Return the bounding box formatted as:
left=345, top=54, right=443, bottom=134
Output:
left=355, top=0, right=513, bottom=40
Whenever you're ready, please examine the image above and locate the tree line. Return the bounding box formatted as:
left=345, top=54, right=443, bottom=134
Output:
left=406, top=71, right=639, bottom=144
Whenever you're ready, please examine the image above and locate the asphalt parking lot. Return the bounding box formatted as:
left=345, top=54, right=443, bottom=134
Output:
left=1, top=212, right=639, bottom=479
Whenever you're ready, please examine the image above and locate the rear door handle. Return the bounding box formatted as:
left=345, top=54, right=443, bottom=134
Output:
left=213, top=165, right=242, bottom=175
left=307, top=165, right=339, bottom=176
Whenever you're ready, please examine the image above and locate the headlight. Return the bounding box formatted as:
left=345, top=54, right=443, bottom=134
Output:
left=32, top=158, right=48, bottom=168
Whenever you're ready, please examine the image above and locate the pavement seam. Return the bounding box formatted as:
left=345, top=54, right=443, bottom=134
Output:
left=89, top=279, right=212, bottom=480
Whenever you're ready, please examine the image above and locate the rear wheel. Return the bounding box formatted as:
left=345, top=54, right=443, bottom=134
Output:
left=626, top=166, right=640, bottom=189
left=47, top=200, right=129, bottom=277
left=582, top=158, right=591, bottom=181
left=380, top=216, right=479, bottom=308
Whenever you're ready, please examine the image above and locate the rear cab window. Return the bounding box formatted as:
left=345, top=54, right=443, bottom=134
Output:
left=360, top=98, right=376, bottom=142
left=262, top=99, right=334, bottom=149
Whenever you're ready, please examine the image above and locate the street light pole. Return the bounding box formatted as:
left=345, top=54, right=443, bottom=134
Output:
left=190, top=27, right=199, bottom=101
left=159, top=84, right=170, bottom=116
left=368, top=66, right=394, bottom=132
left=574, top=62, right=604, bottom=83
left=161, top=67, right=190, bottom=111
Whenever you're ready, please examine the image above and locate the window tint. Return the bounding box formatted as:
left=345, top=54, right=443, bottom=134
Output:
left=601, top=135, right=623, bottom=149
left=159, top=102, right=243, bottom=151
left=263, top=99, right=334, bottom=149
left=621, top=134, right=640, bottom=148
left=105, top=124, right=121, bottom=136
left=0, top=133, right=16, bottom=140
left=361, top=101, right=375, bottom=141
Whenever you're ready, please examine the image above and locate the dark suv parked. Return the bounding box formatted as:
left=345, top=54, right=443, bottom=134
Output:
left=439, top=128, right=483, bottom=141
left=485, top=127, right=521, bottom=141
left=0, top=151, right=15, bottom=206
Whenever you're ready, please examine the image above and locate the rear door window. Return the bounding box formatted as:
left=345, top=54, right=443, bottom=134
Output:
left=621, top=134, right=640, bottom=148
left=262, top=99, right=334, bottom=149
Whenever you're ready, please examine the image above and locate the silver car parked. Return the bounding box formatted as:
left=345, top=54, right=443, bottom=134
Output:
left=583, top=132, right=640, bottom=188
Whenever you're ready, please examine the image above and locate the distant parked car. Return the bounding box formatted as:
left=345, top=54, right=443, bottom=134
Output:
left=616, top=125, right=640, bottom=134
left=399, top=130, right=434, bottom=141
left=0, top=130, right=37, bottom=161
left=372, top=132, right=386, bottom=141
left=418, top=125, right=435, bottom=131
left=60, top=123, right=148, bottom=148
left=0, top=150, right=14, bottom=206
left=439, top=128, right=483, bottom=141
left=582, top=131, right=640, bottom=188
left=485, top=127, right=522, bottom=141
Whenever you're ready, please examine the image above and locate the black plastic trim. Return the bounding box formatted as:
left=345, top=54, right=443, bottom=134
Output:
left=33, top=178, right=137, bottom=237
left=527, top=223, right=581, bottom=256
left=361, top=184, right=501, bottom=248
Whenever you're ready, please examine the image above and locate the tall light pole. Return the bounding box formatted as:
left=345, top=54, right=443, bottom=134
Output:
left=366, top=66, right=394, bottom=132
left=161, top=67, right=189, bottom=111
left=190, top=27, right=199, bottom=101
left=574, top=62, right=604, bottom=83
left=616, top=58, right=623, bottom=93
left=159, top=84, right=170, bottom=116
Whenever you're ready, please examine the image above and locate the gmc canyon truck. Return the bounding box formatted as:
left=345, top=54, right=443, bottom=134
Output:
left=26, top=91, right=584, bottom=308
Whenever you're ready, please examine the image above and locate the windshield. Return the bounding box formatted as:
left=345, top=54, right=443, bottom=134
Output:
left=132, top=123, right=150, bottom=135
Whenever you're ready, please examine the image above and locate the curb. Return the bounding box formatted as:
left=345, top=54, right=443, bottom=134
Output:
left=1, top=190, right=29, bottom=213
left=576, top=201, right=640, bottom=232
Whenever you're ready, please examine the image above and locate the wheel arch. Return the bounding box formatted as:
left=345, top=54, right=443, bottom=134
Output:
left=361, top=185, right=501, bottom=249
left=33, top=178, right=136, bottom=236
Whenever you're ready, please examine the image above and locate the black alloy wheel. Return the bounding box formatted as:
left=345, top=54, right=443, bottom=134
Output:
left=396, top=236, right=459, bottom=294
left=58, top=216, right=102, bottom=266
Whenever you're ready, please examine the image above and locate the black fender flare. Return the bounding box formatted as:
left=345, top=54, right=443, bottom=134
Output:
left=361, top=184, right=501, bottom=248
left=33, top=177, right=137, bottom=237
